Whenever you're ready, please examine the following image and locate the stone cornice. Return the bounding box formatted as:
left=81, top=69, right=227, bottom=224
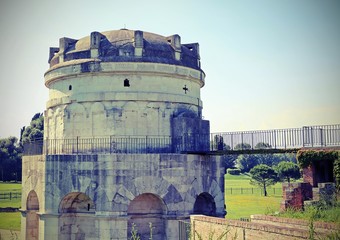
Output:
left=45, top=61, right=205, bottom=88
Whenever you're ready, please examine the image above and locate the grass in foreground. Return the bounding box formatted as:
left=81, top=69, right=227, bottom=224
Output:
left=225, top=194, right=282, bottom=219
left=0, top=212, right=21, bottom=231
left=225, top=173, right=282, bottom=219
left=278, top=204, right=340, bottom=223
left=0, top=183, right=22, bottom=231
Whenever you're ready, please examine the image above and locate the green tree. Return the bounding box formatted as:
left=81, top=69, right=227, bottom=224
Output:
left=255, top=142, right=272, bottom=149
left=212, top=135, right=230, bottom=151
left=250, top=164, right=278, bottom=196
left=223, top=155, right=237, bottom=170
left=21, top=113, right=44, bottom=144
left=275, top=161, right=300, bottom=183
left=234, top=143, right=251, bottom=150
left=0, top=137, right=22, bottom=181
left=236, top=154, right=259, bottom=173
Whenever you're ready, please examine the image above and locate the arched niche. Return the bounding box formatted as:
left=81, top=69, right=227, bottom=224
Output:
left=122, top=101, right=139, bottom=135
left=127, top=193, right=166, bottom=240
left=26, top=190, right=40, bottom=240
left=58, top=192, right=96, bottom=240
left=59, top=192, right=95, bottom=213
left=193, top=192, right=216, bottom=216
left=91, top=102, right=106, bottom=136
left=64, top=103, right=86, bottom=137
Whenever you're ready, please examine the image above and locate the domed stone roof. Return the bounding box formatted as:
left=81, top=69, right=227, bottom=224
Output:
left=49, top=29, right=201, bottom=70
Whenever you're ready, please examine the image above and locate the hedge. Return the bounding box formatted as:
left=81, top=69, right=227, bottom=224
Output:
left=227, top=168, right=241, bottom=175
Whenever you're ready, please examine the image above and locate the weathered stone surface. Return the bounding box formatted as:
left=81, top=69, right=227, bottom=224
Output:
left=22, top=153, right=224, bottom=239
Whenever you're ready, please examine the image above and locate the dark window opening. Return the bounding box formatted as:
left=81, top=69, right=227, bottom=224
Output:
left=69, top=85, right=72, bottom=91
left=124, top=79, right=130, bottom=87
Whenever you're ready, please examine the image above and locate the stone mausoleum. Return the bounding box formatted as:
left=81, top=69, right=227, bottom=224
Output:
left=21, top=29, right=225, bottom=239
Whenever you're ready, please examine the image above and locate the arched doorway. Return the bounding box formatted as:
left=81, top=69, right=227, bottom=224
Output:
left=58, top=192, right=95, bottom=240
left=26, top=190, right=40, bottom=240
left=193, top=192, right=216, bottom=216
left=127, top=193, right=166, bottom=240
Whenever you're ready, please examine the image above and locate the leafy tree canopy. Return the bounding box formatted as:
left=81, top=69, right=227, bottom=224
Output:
left=255, top=142, right=272, bottom=149
left=21, top=113, right=44, bottom=144
left=275, top=161, right=300, bottom=183
left=223, top=155, right=237, bottom=170
left=0, top=136, right=22, bottom=181
left=234, top=143, right=251, bottom=150
left=236, top=154, right=259, bottom=173
left=250, top=164, right=278, bottom=196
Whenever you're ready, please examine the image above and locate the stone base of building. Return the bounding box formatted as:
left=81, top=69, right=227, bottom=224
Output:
left=21, top=153, right=225, bottom=239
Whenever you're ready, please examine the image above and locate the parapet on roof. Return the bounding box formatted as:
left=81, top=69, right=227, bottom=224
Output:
left=48, top=29, right=201, bottom=70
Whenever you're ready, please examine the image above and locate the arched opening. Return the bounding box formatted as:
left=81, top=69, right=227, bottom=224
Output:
left=127, top=193, right=166, bottom=240
left=26, top=190, right=39, bottom=240
left=58, top=192, right=96, bottom=240
left=193, top=192, right=216, bottom=216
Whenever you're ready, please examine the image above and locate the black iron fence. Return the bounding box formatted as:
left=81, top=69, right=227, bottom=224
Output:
left=23, top=124, right=340, bottom=155
left=23, top=134, right=210, bottom=156
left=211, top=124, right=340, bottom=151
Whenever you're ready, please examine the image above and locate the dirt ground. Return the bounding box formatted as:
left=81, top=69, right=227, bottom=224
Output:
left=0, top=229, right=20, bottom=240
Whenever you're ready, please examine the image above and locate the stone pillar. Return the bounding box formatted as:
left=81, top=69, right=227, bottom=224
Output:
left=90, top=32, right=101, bottom=58
left=39, top=214, right=59, bottom=240
left=167, top=35, right=181, bottom=60
left=280, top=182, right=312, bottom=211
left=134, top=30, right=143, bottom=57
left=59, top=37, right=76, bottom=63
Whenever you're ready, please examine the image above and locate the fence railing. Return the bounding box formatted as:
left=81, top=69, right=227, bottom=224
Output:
left=0, top=191, right=21, bottom=200
left=225, top=187, right=282, bottom=196
left=23, top=134, right=210, bottom=156
left=23, top=124, right=340, bottom=155
left=211, top=124, right=340, bottom=151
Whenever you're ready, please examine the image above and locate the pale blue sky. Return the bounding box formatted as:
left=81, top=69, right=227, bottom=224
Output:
left=0, top=0, right=339, bottom=138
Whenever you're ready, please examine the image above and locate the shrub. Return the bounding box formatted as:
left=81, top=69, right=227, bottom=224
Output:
left=227, top=168, right=241, bottom=175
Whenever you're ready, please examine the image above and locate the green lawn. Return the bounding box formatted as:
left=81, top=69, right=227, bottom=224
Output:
left=0, top=212, right=21, bottom=231
left=0, top=198, right=21, bottom=208
left=0, top=183, right=22, bottom=231
left=225, top=173, right=283, bottom=219
left=225, top=173, right=282, bottom=188
left=0, top=182, right=21, bottom=191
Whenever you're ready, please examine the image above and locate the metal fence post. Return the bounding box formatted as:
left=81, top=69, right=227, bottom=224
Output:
left=320, top=128, right=324, bottom=146
left=231, top=133, right=233, bottom=150
left=76, top=136, right=79, bottom=154
left=241, top=132, right=244, bottom=150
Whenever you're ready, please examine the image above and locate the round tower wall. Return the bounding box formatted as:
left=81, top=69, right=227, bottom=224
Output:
left=44, top=61, right=204, bottom=139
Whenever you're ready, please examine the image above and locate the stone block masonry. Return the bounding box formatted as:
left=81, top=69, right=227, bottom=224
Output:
left=21, top=153, right=225, bottom=239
